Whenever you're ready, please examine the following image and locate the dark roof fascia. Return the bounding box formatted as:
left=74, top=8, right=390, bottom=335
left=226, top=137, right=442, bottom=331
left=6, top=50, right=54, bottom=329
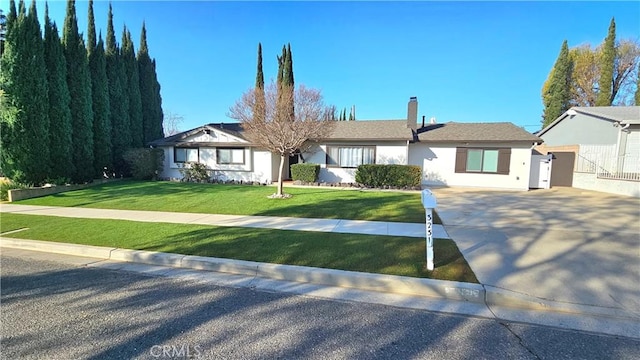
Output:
left=321, top=137, right=412, bottom=142
left=157, top=141, right=256, bottom=148
left=417, top=139, right=541, bottom=145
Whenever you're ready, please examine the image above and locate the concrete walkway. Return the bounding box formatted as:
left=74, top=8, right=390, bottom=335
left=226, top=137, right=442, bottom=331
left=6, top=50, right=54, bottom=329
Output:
left=0, top=204, right=450, bottom=239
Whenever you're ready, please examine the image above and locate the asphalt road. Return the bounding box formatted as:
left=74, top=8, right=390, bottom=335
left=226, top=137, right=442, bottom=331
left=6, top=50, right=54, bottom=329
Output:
left=1, top=253, right=639, bottom=360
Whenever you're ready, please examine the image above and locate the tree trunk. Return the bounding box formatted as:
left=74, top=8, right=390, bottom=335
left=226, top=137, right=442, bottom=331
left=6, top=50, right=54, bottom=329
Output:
left=277, top=154, right=285, bottom=196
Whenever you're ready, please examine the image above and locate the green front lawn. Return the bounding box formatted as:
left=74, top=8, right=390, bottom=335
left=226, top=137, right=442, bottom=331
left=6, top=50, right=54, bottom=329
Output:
left=15, top=180, right=439, bottom=223
left=0, top=213, right=474, bottom=282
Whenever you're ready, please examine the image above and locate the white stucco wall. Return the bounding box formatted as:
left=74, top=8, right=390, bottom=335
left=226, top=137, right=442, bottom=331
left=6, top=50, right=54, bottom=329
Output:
left=303, top=142, right=408, bottom=183
left=573, top=172, right=640, bottom=198
left=408, top=143, right=533, bottom=190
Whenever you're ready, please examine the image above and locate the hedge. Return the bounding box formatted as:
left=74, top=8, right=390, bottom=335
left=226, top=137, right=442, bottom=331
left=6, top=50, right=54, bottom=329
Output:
left=291, top=163, right=320, bottom=182
left=355, top=164, right=422, bottom=187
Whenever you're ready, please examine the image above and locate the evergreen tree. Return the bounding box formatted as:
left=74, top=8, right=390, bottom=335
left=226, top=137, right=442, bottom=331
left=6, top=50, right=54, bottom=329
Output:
left=1, top=1, right=50, bottom=183
left=150, top=58, right=164, bottom=140
left=542, top=40, right=572, bottom=128
left=596, top=18, right=616, bottom=106
left=138, top=22, right=163, bottom=143
left=254, top=42, right=265, bottom=121
left=348, top=107, right=354, bottom=121
left=0, top=0, right=18, bottom=176
left=63, top=0, right=94, bottom=182
left=122, top=27, right=143, bottom=147
left=87, top=0, right=112, bottom=177
left=44, top=4, right=73, bottom=180
left=106, top=4, right=130, bottom=175
left=285, top=43, right=294, bottom=120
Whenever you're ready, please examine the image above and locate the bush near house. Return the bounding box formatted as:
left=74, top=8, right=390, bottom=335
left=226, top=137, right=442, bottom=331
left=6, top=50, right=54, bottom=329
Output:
left=123, top=148, right=164, bottom=180
left=291, top=163, right=320, bottom=183
left=178, top=162, right=209, bottom=183
left=356, top=164, right=422, bottom=188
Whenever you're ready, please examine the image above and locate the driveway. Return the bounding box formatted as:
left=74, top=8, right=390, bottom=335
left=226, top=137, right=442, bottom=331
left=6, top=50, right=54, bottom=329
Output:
left=431, top=187, right=640, bottom=317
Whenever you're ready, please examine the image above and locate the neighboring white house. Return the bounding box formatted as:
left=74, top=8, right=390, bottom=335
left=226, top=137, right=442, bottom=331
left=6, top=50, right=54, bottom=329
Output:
left=536, top=106, right=640, bottom=197
left=150, top=98, right=543, bottom=190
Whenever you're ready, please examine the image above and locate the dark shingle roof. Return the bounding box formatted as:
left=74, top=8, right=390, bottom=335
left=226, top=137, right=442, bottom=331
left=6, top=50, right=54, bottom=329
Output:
left=324, top=120, right=414, bottom=141
left=416, top=122, right=541, bottom=143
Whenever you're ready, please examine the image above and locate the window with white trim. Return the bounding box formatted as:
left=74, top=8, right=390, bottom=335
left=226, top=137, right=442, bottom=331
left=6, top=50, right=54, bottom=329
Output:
left=326, top=146, right=375, bottom=168
left=217, top=148, right=245, bottom=164
left=174, top=147, right=199, bottom=163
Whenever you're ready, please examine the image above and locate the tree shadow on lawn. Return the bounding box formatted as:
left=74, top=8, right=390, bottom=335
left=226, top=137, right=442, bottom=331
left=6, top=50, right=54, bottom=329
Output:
left=137, top=227, right=473, bottom=281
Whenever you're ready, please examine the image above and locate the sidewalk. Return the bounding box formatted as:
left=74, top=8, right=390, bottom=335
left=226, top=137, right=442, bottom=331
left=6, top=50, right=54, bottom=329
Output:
left=0, top=204, right=450, bottom=239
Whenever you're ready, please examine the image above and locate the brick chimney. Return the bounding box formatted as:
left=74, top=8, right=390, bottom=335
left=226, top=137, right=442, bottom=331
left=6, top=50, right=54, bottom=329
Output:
left=407, top=97, right=418, bottom=130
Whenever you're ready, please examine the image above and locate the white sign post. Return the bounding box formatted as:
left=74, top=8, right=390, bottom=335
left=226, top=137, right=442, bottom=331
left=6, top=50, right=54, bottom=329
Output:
left=421, top=189, right=437, bottom=271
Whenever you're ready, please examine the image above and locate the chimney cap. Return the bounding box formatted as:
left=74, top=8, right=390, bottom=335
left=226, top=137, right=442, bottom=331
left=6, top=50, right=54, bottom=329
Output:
left=409, top=96, right=417, bottom=101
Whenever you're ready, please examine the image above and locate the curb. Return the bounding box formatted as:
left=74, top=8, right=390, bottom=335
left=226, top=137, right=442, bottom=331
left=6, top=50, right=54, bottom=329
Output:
left=0, top=237, right=483, bottom=304
left=1, top=237, right=636, bottom=322
left=484, top=285, right=638, bottom=320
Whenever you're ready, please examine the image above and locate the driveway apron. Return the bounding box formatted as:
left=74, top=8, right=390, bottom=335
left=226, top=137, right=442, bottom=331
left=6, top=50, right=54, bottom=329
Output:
left=431, top=187, right=640, bottom=317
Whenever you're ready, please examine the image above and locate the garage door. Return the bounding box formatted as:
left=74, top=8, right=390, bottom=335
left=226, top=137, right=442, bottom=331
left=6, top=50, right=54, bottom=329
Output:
left=550, top=152, right=575, bottom=187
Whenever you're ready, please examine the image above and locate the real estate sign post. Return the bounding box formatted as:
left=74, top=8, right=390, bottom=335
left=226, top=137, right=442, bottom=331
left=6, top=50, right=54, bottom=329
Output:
left=421, top=189, right=437, bottom=271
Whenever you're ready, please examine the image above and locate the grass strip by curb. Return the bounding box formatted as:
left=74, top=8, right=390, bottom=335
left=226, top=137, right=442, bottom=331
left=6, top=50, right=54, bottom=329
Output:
left=0, top=213, right=475, bottom=282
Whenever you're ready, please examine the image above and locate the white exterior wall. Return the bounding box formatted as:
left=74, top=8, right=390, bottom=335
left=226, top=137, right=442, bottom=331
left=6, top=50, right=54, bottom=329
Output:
left=157, top=128, right=275, bottom=183
left=573, top=172, right=640, bottom=198
left=408, top=143, right=533, bottom=190
left=303, top=142, right=408, bottom=183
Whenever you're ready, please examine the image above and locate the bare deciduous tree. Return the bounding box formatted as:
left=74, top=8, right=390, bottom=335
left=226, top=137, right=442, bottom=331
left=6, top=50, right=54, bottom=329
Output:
left=163, top=111, right=184, bottom=136
left=229, top=81, right=335, bottom=198
left=563, top=39, right=640, bottom=106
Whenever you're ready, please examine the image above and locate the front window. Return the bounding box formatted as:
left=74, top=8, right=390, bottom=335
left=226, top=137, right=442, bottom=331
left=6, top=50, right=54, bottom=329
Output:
left=455, top=147, right=510, bottom=175
left=217, top=148, right=245, bottom=164
left=466, top=149, right=499, bottom=173
left=174, top=147, right=199, bottom=163
left=326, top=146, right=375, bottom=168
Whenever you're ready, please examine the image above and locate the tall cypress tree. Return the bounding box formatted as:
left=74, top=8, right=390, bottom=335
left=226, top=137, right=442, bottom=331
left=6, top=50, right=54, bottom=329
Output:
left=105, top=3, right=130, bottom=175
left=87, top=0, right=112, bottom=176
left=122, top=27, right=143, bottom=147
left=285, top=43, right=294, bottom=120
left=138, top=22, right=163, bottom=143
left=151, top=58, right=164, bottom=140
left=275, top=45, right=287, bottom=120
left=542, top=40, right=572, bottom=127
left=44, top=4, right=73, bottom=180
left=596, top=18, right=616, bottom=106
left=1, top=1, right=50, bottom=183
left=254, top=42, right=265, bottom=121
left=0, top=0, right=18, bottom=177
left=63, top=0, right=94, bottom=182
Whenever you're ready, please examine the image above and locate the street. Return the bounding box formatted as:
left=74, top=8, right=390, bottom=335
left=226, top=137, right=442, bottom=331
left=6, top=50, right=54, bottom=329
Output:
left=1, top=251, right=639, bottom=360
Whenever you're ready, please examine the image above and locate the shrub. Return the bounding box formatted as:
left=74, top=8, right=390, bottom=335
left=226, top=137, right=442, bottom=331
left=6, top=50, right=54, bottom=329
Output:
left=123, top=148, right=165, bottom=180
left=291, top=163, right=320, bottom=182
left=178, top=162, right=209, bottom=182
left=355, top=164, right=422, bottom=188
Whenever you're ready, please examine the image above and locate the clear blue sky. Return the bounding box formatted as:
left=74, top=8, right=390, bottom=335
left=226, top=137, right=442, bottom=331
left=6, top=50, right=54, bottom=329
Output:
left=9, top=0, right=640, bottom=133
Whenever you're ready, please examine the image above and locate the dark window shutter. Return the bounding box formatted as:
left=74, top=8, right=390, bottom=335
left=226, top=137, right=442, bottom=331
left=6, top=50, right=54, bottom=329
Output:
left=497, top=148, right=511, bottom=174
left=455, top=148, right=467, bottom=173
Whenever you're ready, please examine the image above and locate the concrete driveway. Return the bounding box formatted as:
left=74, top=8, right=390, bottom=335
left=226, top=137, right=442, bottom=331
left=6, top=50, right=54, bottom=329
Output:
left=431, top=187, right=640, bottom=317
